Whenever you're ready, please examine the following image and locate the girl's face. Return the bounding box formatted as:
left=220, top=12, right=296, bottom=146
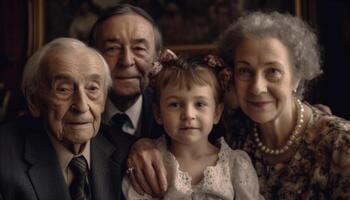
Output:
left=233, top=37, right=299, bottom=124
left=154, top=83, right=223, bottom=145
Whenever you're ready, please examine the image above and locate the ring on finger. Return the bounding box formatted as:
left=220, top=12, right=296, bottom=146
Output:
left=126, top=167, right=135, bottom=175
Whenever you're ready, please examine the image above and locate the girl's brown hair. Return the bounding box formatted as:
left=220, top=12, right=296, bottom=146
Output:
left=152, top=56, right=227, bottom=106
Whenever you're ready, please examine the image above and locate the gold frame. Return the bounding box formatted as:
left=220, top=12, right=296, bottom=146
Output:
left=295, top=0, right=302, bottom=17
left=27, top=0, right=44, bottom=57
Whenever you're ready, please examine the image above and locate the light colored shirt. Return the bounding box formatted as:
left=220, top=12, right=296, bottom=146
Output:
left=102, top=96, right=142, bottom=136
left=48, top=133, right=90, bottom=186
left=122, top=136, right=264, bottom=200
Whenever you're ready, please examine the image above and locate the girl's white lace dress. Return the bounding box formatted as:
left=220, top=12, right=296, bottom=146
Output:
left=122, top=136, right=263, bottom=200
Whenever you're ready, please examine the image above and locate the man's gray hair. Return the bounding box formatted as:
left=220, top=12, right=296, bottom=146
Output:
left=22, top=37, right=112, bottom=100
left=89, top=4, right=163, bottom=55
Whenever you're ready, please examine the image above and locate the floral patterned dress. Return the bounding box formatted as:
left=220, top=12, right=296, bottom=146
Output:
left=224, top=105, right=350, bottom=199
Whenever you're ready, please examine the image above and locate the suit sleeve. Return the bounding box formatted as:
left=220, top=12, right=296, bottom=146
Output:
left=102, top=124, right=137, bottom=162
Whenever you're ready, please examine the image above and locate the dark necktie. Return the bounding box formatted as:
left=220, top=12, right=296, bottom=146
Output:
left=111, top=113, right=129, bottom=133
left=69, top=156, right=91, bottom=200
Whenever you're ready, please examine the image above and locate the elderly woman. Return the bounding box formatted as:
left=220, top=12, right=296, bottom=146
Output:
left=218, top=12, right=350, bottom=199
left=125, top=12, right=350, bottom=199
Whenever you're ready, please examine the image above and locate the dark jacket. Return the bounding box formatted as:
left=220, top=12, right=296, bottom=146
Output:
left=0, top=116, right=135, bottom=200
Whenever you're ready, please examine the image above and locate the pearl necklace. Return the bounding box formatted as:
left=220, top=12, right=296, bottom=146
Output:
left=253, top=99, right=304, bottom=155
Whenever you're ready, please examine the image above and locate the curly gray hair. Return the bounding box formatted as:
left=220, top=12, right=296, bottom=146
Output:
left=218, top=11, right=322, bottom=98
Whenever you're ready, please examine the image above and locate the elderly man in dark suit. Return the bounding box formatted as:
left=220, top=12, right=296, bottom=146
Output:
left=0, top=37, right=134, bottom=200
left=89, top=5, right=169, bottom=196
left=89, top=4, right=164, bottom=140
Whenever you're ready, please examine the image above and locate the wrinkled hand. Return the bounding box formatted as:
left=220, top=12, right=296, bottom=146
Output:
left=159, top=49, right=177, bottom=61
left=127, top=138, right=167, bottom=197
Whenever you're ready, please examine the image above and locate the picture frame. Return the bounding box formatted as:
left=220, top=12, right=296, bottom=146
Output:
left=27, top=0, right=302, bottom=56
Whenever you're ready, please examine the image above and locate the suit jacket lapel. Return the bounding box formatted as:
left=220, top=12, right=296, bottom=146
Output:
left=24, top=120, right=70, bottom=200
left=90, top=133, right=123, bottom=200
left=141, top=90, right=163, bottom=138
left=141, top=90, right=152, bottom=137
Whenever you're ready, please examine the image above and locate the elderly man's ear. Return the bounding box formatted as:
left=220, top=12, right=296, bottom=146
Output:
left=27, top=94, right=41, bottom=117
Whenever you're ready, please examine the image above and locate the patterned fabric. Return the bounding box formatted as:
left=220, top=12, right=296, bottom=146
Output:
left=69, top=156, right=91, bottom=200
left=224, top=105, right=350, bottom=199
left=122, top=136, right=263, bottom=200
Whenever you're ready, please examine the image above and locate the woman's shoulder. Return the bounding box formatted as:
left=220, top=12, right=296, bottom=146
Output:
left=308, top=105, right=350, bottom=138
left=307, top=106, right=350, bottom=173
left=306, top=105, right=350, bottom=150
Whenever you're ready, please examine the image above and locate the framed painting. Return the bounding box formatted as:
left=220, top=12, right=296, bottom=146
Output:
left=27, top=0, right=302, bottom=56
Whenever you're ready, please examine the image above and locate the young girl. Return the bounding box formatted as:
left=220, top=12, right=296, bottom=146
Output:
left=122, top=56, right=263, bottom=199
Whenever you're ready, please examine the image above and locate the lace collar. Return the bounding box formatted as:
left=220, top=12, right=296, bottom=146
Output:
left=156, top=136, right=234, bottom=199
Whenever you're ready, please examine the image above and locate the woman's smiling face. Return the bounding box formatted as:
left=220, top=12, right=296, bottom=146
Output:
left=233, top=37, right=299, bottom=124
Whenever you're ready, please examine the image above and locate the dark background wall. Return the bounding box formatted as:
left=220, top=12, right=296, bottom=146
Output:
left=317, top=0, right=350, bottom=120
left=0, top=0, right=27, bottom=122
left=0, top=0, right=349, bottom=122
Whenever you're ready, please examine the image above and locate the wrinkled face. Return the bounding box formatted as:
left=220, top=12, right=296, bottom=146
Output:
left=96, top=14, right=157, bottom=97
left=155, top=84, right=222, bottom=145
left=233, top=37, right=298, bottom=124
left=37, top=48, right=107, bottom=148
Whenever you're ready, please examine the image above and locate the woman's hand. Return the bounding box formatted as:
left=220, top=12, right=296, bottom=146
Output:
left=127, top=138, right=168, bottom=197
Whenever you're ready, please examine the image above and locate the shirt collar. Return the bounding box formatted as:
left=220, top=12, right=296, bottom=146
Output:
left=48, top=132, right=91, bottom=172
left=102, top=95, right=142, bottom=130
